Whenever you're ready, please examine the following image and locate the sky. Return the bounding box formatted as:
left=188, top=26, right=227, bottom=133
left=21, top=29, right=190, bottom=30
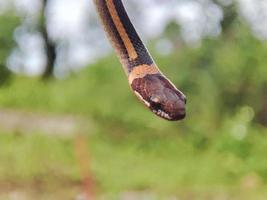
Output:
left=0, top=0, right=267, bottom=76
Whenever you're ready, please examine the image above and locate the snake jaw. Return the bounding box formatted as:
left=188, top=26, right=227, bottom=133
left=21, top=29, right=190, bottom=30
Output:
left=150, top=96, right=186, bottom=121
left=134, top=91, right=150, bottom=107
left=134, top=90, right=173, bottom=120
left=131, top=74, right=186, bottom=121
left=134, top=89, right=186, bottom=121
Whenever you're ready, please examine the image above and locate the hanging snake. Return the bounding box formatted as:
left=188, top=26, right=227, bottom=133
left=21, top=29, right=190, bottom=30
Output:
left=94, top=0, right=186, bottom=121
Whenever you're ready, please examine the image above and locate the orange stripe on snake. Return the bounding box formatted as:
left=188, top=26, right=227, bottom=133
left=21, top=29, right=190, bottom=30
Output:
left=105, top=0, right=138, bottom=61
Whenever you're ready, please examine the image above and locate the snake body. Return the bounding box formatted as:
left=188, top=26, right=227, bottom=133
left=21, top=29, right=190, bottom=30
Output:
left=94, top=0, right=186, bottom=121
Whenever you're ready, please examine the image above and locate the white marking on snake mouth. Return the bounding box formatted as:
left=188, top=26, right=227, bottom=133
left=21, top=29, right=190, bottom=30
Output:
left=134, top=90, right=172, bottom=119
left=152, top=109, right=172, bottom=120
left=134, top=91, right=150, bottom=107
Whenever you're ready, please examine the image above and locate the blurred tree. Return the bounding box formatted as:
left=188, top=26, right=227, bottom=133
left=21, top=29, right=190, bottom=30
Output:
left=0, top=15, right=19, bottom=85
left=164, top=21, right=183, bottom=48
left=39, top=0, right=56, bottom=79
left=212, top=0, right=239, bottom=35
left=256, top=84, right=267, bottom=125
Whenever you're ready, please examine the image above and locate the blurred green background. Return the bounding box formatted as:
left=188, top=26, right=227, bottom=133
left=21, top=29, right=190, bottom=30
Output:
left=0, top=0, right=267, bottom=199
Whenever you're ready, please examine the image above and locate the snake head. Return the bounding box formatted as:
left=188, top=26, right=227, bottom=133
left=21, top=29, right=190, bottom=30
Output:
left=131, top=74, right=186, bottom=121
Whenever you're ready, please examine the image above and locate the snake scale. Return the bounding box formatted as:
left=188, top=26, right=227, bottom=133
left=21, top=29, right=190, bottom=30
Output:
left=94, top=0, right=186, bottom=121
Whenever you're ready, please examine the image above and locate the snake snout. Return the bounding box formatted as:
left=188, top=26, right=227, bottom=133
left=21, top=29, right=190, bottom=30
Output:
left=166, top=96, right=186, bottom=121
left=149, top=92, right=186, bottom=121
left=171, top=101, right=186, bottom=120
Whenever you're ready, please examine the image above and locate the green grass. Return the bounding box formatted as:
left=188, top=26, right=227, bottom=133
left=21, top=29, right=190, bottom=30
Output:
left=1, top=128, right=267, bottom=199
left=0, top=133, right=78, bottom=183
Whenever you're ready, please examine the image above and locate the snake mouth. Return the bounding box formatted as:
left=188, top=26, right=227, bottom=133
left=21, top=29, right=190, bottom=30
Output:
left=149, top=97, right=186, bottom=121
left=151, top=106, right=186, bottom=121
left=134, top=90, right=186, bottom=121
left=152, top=109, right=172, bottom=120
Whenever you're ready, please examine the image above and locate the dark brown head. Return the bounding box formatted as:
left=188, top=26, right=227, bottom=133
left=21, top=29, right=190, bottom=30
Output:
left=131, top=74, right=186, bottom=121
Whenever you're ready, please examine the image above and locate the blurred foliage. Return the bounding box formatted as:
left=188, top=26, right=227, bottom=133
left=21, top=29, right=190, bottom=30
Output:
left=0, top=14, right=19, bottom=85
left=213, top=0, right=239, bottom=33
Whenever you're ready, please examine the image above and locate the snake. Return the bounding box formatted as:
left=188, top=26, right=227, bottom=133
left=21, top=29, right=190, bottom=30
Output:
left=94, top=0, right=186, bottom=121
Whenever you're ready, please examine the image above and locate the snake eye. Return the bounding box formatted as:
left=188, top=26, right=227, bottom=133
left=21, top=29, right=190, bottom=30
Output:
left=151, top=101, right=162, bottom=111
left=150, top=95, right=162, bottom=110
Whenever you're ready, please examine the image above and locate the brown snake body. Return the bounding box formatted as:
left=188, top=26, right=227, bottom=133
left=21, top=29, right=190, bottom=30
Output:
left=94, top=0, right=186, bottom=121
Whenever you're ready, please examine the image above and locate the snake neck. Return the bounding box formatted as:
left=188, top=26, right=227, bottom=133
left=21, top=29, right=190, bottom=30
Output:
left=94, top=0, right=154, bottom=75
